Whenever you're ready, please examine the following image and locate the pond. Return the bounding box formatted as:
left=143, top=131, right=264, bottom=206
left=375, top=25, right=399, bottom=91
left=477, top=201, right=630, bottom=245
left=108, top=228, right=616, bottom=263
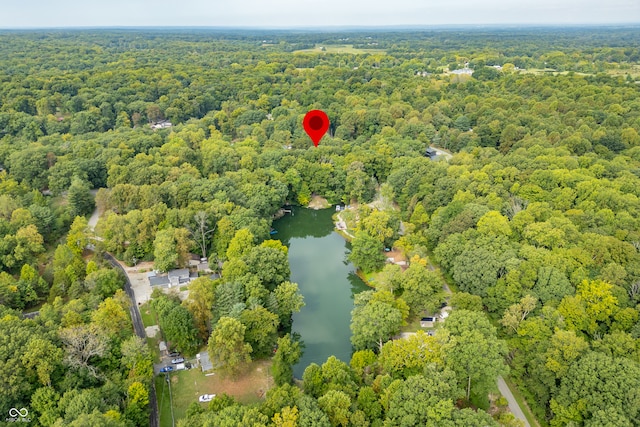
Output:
left=274, top=208, right=369, bottom=378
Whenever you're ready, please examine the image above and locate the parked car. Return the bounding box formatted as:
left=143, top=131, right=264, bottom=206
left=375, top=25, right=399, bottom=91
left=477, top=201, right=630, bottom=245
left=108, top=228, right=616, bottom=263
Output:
left=171, top=357, right=185, bottom=364
left=159, top=366, right=173, bottom=373
left=199, top=394, right=215, bottom=402
left=168, top=351, right=180, bottom=358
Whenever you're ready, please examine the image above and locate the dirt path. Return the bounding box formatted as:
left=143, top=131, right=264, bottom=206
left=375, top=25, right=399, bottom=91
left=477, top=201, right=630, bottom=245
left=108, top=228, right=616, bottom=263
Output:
left=88, top=189, right=100, bottom=230
left=431, top=146, right=453, bottom=160
left=335, top=210, right=355, bottom=239
left=308, top=194, right=330, bottom=209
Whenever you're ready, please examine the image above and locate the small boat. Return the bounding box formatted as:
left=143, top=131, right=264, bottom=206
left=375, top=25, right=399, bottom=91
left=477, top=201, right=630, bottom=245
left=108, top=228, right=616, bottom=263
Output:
left=270, top=229, right=278, bottom=235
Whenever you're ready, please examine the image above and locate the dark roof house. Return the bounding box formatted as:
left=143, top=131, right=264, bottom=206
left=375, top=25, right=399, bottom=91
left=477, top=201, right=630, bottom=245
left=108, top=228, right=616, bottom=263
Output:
left=420, top=317, right=437, bottom=328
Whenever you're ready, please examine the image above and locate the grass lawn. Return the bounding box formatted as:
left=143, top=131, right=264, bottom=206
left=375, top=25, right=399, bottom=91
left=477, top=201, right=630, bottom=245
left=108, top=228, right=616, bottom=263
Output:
left=356, top=270, right=378, bottom=289
left=400, top=315, right=432, bottom=333
left=155, top=360, right=274, bottom=427
left=519, top=68, right=559, bottom=75
left=294, top=44, right=386, bottom=54
left=139, top=302, right=158, bottom=328
left=519, top=66, right=640, bottom=79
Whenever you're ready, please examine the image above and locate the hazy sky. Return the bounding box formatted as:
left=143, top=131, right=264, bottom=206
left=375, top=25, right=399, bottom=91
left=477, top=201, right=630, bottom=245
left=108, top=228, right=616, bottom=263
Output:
left=1, top=0, right=639, bottom=28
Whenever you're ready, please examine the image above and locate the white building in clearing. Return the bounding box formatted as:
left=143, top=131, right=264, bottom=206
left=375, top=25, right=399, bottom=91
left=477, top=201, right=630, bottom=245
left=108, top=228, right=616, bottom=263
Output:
left=150, top=120, right=172, bottom=130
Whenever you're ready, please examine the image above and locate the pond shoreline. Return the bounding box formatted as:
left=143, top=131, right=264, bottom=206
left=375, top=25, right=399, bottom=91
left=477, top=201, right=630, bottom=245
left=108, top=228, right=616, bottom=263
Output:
left=331, top=210, right=378, bottom=289
left=274, top=208, right=369, bottom=378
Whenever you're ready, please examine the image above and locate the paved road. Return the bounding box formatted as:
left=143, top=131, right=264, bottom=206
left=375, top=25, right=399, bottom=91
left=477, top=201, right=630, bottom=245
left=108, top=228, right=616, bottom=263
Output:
left=104, top=252, right=159, bottom=427
left=498, top=376, right=530, bottom=427
left=87, top=191, right=158, bottom=426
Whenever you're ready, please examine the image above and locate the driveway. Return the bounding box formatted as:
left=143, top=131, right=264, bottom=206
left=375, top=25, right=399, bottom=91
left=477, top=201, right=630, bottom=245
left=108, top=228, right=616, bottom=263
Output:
left=121, top=261, right=155, bottom=305
left=498, top=376, right=530, bottom=427
left=154, top=356, right=195, bottom=375
left=103, top=252, right=158, bottom=427
left=431, top=146, right=453, bottom=160
left=88, top=191, right=158, bottom=426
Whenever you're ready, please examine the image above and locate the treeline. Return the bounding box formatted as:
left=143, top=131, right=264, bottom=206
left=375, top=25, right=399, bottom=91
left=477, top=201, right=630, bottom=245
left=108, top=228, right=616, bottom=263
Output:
left=1, top=28, right=639, bottom=144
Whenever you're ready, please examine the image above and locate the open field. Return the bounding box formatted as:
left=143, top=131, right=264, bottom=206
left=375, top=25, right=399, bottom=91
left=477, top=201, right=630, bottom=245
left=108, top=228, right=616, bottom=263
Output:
left=293, top=44, right=386, bottom=54
left=606, top=64, right=640, bottom=78
left=520, top=65, right=640, bottom=78
left=155, top=359, right=274, bottom=427
left=139, top=302, right=158, bottom=328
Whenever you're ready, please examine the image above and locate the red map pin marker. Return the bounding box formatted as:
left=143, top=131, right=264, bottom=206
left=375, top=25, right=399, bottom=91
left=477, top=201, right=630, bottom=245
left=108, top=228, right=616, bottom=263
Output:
left=303, top=110, right=330, bottom=147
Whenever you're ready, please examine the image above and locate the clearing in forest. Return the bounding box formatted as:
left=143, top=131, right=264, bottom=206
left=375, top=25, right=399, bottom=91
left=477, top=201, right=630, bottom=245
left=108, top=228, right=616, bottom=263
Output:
left=293, top=44, right=386, bottom=54
left=155, top=359, right=273, bottom=427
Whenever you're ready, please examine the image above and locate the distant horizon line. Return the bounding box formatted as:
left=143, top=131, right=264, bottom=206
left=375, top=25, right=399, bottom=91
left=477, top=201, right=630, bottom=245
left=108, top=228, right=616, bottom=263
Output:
left=1, top=23, right=640, bottom=31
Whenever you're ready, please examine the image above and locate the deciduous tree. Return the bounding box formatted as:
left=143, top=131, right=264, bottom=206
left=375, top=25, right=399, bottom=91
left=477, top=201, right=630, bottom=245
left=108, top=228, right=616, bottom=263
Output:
left=67, top=176, right=95, bottom=218
left=349, top=231, right=385, bottom=273
left=272, top=334, right=303, bottom=386
left=443, top=310, right=508, bottom=402
left=240, top=306, right=279, bottom=357
left=351, top=291, right=403, bottom=351
left=273, top=281, right=304, bottom=330
left=208, top=317, right=252, bottom=377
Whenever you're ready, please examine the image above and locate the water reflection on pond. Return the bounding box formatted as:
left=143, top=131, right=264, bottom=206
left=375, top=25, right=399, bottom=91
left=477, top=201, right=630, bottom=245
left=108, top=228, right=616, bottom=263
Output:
left=274, top=208, right=369, bottom=378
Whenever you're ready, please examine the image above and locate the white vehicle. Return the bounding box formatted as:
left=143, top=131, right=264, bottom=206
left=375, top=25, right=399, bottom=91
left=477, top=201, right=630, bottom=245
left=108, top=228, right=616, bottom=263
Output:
left=199, top=394, right=215, bottom=402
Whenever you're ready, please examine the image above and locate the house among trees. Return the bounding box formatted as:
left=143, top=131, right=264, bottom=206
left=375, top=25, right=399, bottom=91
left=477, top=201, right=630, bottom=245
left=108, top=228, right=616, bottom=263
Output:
left=420, top=316, right=437, bottom=328
left=197, top=352, right=213, bottom=372
left=420, top=305, right=452, bottom=327
left=188, top=255, right=212, bottom=273
left=147, top=268, right=197, bottom=287
left=150, top=120, right=172, bottom=130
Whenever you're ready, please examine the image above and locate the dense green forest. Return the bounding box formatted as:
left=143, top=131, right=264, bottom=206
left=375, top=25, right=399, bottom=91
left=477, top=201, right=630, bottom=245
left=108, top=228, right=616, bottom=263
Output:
left=1, top=27, right=640, bottom=426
